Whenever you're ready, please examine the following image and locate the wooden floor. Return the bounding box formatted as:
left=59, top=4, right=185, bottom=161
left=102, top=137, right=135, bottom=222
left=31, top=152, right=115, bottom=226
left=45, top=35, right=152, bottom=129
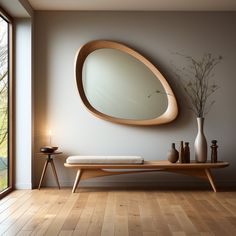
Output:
left=0, top=188, right=236, bottom=236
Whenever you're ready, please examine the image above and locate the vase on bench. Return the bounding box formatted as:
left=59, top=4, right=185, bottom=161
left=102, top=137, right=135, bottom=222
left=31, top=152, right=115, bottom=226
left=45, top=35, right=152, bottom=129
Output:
left=194, top=117, right=207, bottom=163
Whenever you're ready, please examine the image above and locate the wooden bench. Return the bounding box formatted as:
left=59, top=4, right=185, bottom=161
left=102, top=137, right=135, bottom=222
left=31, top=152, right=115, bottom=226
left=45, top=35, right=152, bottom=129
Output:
left=64, top=160, right=229, bottom=193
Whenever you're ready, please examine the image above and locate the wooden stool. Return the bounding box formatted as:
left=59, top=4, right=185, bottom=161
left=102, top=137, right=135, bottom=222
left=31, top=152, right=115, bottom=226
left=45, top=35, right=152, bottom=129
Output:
left=38, top=151, right=62, bottom=190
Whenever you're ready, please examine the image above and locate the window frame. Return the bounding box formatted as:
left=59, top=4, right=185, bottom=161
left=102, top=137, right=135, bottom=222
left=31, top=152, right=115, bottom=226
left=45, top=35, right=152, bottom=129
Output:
left=0, top=7, right=14, bottom=199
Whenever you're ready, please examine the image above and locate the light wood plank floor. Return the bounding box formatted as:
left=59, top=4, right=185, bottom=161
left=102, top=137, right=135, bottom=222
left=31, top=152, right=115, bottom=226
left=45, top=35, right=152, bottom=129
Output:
left=0, top=188, right=236, bottom=236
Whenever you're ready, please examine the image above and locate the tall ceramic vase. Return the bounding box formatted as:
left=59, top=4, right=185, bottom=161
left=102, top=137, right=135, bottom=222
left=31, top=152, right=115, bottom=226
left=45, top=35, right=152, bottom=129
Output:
left=194, top=117, right=207, bottom=163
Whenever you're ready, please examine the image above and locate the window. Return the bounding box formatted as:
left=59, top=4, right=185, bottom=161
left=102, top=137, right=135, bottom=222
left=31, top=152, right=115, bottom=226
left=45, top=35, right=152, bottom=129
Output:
left=0, top=8, right=13, bottom=198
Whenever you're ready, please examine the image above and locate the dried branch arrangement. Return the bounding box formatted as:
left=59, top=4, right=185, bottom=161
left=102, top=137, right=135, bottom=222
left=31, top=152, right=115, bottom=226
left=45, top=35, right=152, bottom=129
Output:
left=174, top=53, right=222, bottom=117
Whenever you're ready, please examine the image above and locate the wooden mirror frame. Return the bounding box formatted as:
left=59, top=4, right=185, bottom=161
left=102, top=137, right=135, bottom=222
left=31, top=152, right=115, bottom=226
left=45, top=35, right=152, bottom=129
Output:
left=75, top=40, right=178, bottom=125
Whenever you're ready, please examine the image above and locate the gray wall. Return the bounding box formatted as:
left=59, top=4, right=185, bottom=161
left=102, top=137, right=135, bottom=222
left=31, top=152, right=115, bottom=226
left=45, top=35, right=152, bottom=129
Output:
left=34, top=11, right=236, bottom=188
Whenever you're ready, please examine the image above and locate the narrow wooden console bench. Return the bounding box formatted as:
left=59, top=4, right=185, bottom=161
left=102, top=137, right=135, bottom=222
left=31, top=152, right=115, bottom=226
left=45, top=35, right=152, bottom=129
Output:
left=64, top=160, right=229, bottom=193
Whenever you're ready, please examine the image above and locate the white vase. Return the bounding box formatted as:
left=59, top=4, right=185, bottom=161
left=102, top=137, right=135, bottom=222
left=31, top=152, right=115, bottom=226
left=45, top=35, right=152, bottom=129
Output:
left=194, top=117, right=207, bottom=163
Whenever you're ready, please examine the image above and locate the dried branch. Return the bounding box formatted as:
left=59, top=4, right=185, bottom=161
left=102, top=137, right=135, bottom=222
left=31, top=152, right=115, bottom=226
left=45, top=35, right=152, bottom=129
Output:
left=174, top=53, right=222, bottom=117
left=0, top=19, right=8, bottom=150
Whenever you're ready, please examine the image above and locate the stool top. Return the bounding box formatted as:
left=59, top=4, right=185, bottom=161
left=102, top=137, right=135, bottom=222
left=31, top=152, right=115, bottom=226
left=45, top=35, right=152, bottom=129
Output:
left=37, top=151, right=63, bottom=155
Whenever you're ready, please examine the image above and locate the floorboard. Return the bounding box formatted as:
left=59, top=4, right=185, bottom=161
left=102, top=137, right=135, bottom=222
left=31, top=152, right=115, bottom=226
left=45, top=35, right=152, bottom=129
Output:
left=0, top=188, right=235, bottom=235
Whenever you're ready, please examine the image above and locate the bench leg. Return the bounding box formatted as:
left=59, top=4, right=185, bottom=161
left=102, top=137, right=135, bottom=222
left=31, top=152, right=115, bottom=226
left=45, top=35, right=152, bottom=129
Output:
left=72, top=169, right=83, bottom=193
left=205, top=169, right=217, bottom=192
left=166, top=168, right=217, bottom=192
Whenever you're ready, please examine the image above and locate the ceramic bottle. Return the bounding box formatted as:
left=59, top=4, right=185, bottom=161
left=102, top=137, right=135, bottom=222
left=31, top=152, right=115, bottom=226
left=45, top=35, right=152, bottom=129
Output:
left=167, top=143, right=179, bottom=163
left=211, top=140, right=218, bottom=163
left=179, top=141, right=185, bottom=163
left=184, top=142, right=190, bottom=163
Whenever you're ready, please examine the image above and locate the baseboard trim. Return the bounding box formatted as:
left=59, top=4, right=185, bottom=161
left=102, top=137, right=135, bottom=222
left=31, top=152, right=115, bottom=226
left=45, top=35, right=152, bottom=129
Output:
left=15, top=183, right=32, bottom=189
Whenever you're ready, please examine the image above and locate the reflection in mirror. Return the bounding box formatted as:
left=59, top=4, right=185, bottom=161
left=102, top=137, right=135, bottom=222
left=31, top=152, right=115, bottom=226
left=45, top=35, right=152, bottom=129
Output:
left=75, top=40, right=178, bottom=125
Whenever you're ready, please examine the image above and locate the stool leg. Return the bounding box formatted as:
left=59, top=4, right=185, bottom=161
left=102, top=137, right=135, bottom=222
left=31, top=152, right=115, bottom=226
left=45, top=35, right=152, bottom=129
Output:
left=38, top=160, right=49, bottom=190
left=50, top=159, right=60, bottom=189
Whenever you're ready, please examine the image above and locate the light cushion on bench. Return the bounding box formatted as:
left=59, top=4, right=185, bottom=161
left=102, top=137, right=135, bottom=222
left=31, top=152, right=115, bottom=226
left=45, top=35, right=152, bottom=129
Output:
left=66, top=156, right=144, bottom=164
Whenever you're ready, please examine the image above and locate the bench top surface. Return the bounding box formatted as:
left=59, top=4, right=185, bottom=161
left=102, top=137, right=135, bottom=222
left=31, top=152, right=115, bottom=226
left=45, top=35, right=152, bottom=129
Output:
left=64, top=160, right=229, bottom=169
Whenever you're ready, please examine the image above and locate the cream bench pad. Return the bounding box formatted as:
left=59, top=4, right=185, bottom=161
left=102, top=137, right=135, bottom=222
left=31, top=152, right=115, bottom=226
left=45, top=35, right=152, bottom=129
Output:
left=64, top=159, right=229, bottom=193
left=66, top=155, right=144, bottom=164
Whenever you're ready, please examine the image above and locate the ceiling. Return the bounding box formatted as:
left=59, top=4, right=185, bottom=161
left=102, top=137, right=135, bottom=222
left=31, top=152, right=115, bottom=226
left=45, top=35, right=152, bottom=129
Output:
left=27, top=0, right=236, bottom=11
left=1, top=0, right=236, bottom=18
left=0, top=0, right=30, bottom=17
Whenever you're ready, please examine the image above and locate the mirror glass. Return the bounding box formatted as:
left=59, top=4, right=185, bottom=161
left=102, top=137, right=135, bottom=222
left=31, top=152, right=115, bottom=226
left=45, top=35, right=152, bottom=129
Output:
left=75, top=40, right=178, bottom=125
left=82, top=48, right=168, bottom=120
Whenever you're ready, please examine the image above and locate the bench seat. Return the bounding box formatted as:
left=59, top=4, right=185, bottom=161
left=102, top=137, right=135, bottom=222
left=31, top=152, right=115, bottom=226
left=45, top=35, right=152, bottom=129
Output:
left=66, top=155, right=144, bottom=164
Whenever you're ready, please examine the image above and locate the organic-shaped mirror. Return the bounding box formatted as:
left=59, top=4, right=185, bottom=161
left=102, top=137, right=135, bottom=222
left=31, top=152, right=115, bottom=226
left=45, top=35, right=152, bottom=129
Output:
left=75, top=40, right=178, bottom=125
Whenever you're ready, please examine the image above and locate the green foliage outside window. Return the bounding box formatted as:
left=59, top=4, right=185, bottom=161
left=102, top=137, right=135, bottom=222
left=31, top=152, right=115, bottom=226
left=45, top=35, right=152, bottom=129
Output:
left=0, top=16, right=8, bottom=191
